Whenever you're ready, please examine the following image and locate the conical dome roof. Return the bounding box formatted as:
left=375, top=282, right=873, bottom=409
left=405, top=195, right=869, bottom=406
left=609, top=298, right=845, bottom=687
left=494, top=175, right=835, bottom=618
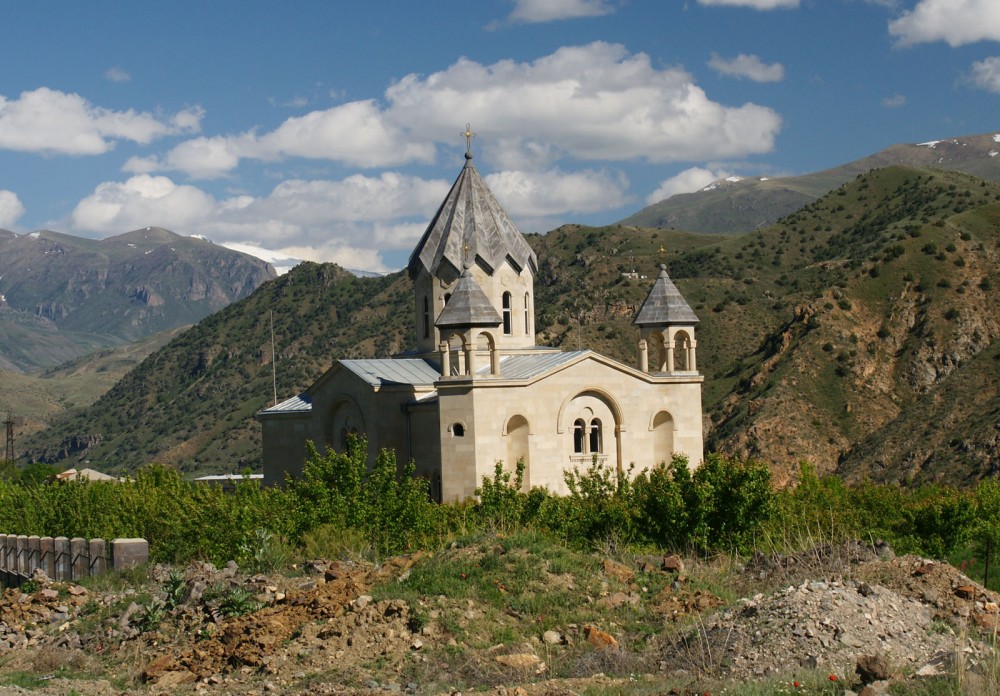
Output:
left=634, top=265, right=699, bottom=326
left=408, top=152, right=537, bottom=278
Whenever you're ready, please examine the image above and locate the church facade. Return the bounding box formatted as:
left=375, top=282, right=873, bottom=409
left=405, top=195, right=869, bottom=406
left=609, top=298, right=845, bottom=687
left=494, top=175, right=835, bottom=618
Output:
left=259, top=149, right=704, bottom=500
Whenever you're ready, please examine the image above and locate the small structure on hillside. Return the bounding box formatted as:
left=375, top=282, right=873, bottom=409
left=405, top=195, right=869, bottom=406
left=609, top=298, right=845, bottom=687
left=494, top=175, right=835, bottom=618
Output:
left=259, top=142, right=704, bottom=500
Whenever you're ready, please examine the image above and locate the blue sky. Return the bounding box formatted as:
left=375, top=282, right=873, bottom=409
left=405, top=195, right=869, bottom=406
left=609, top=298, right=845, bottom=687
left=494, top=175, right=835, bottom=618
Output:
left=1, top=0, right=998, bottom=272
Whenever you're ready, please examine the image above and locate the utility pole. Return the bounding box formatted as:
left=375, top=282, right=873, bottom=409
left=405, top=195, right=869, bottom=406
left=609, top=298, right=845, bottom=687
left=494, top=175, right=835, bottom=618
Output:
left=4, top=412, right=14, bottom=463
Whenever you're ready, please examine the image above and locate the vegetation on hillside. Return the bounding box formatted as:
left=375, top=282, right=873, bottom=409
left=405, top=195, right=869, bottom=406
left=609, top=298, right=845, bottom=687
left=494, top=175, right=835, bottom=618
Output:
left=17, top=165, right=1000, bottom=486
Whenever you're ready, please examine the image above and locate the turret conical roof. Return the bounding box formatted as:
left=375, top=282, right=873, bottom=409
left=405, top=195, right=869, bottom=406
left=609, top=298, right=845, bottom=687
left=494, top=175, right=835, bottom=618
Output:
left=434, top=267, right=503, bottom=329
left=408, top=152, right=537, bottom=278
left=634, top=265, right=699, bottom=326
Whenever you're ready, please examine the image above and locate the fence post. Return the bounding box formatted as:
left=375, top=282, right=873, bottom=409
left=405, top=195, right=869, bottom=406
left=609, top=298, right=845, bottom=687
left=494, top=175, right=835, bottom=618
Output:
left=40, top=537, right=55, bottom=579
left=16, top=536, right=28, bottom=577
left=70, top=538, right=88, bottom=580
left=88, top=539, right=107, bottom=576
left=54, top=537, right=70, bottom=581
left=0, top=534, right=7, bottom=586
left=27, top=536, right=40, bottom=578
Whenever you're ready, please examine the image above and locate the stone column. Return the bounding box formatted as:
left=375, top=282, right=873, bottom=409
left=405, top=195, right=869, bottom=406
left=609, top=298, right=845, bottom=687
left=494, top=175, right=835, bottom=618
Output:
left=638, top=339, right=648, bottom=373
left=688, top=340, right=697, bottom=372
left=438, top=341, right=450, bottom=378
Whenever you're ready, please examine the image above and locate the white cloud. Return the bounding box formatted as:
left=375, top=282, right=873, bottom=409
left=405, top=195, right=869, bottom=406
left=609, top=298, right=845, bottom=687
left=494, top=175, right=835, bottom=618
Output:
left=970, top=56, right=1000, bottom=92
left=105, top=66, right=131, bottom=82
left=147, top=100, right=435, bottom=178
left=708, top=52, right=785, bottom=82
left=70, top=175, right=216, bottom=232
left=881, top=93, right=908, bottom=107
left=68, top=173, right=452, bottom=272
left=889, top=0, right=1000, bottom=46
left=698, top=0, right=799, bottom=8
left=0, top=88, right=202, bottom=155
left=485, top=168, right=630, bottom=217
left=0, top=190, right=25, bottom=228
left=385, top=42, right=782, bottom=165
left=508, top=0, right=615, bottom=23
left=146, top=42, right=780, bottom=180
left=646, top=167, right=733, bottom=204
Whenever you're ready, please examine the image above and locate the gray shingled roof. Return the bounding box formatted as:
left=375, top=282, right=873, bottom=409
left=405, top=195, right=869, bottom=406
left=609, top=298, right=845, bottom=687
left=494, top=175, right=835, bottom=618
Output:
left=408, top=152, right=537, bottom=278
left=340, top=359, right=441, bottom=387
left=633, top=265, right=699, bottom=326
left=435, top=268, right=502, bottom=329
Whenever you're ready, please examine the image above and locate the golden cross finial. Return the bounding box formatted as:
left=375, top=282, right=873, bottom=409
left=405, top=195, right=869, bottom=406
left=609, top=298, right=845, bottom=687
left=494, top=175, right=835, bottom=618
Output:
left=461, top=123, right=476, bottom=153
left=658, top=245, right=666, bottom=257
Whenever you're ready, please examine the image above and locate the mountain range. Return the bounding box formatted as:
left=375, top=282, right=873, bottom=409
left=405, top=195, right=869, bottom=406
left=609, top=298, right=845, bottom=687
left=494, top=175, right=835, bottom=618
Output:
left=0, top=227, right=276, bottom=372
left=9, top=132, right=1000, bottom=487
left=621, top=131, right=1000, bottom=234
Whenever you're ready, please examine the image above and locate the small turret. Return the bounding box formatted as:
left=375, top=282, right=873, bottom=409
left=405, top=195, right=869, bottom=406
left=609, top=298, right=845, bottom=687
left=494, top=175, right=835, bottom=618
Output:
left=634, top=264, right=699, bottom=373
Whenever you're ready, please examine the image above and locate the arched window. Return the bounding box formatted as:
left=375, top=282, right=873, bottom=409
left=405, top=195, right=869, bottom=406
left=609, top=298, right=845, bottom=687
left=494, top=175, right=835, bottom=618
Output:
left=502, top=292, right=512, bottom=335
left=443, top=292, right=452, bottom=306
left=422, top=296, right=430, bottom=339
left=523, top=292, right=530, bottom=335
left=452, top=423, right=465, bottom=437
left=589, top=418, right=603, bottom=454
left=573, top=419, right=586, bottom=454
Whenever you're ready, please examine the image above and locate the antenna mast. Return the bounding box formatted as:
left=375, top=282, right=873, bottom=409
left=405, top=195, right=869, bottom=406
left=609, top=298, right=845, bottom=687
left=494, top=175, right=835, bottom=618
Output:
left=4, top=412, right=14, bottom=463
left=270, top=310, right=277, bottom=406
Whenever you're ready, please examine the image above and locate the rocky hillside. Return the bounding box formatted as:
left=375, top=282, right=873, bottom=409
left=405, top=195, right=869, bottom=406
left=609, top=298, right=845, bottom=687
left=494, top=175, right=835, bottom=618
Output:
left=622, top=130, right=1000, bottom=234
left=0, top=538, right=995, bottom=695
left=17, top=166, right=1000, bottom=486
left=0, top=227, right=276, bottom=372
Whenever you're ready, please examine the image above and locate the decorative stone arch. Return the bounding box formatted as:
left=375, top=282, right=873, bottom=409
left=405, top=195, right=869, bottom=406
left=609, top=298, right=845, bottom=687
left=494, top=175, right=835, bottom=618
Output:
left=555, top=387, right=626, bottom=474
left=323, top=395, right=367, bottom=452
left=446, top=420, right=468, bottom=437
left=555, top=388, right=626, bottom=435
left=472, top=329, right=501, bottom=376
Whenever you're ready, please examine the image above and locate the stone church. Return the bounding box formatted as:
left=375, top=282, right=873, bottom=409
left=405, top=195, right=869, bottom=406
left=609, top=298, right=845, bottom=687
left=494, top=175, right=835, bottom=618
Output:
left=259, top=147, right=704, bottom=501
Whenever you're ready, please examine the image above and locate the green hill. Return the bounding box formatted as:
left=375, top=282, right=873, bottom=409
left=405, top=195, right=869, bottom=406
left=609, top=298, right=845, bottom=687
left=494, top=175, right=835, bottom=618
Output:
left=18, top=166, right=1000, bottom=486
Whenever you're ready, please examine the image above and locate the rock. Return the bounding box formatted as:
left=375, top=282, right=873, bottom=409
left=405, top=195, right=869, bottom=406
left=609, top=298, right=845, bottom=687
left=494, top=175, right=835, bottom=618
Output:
left=662, top=555, right=685, bottom=574
left=583, top=624, right=619, bottom=651
left=602, top=559, right=635, bottom=584
left=495, top=653, right=546, bottom=674
left=354, top=594, right=373, bottom=609
left=856, top=654, right=891, bottom=684
left=955, top=585, right=976, bottom=600
left=542, top=630, right=563, bottom=645
left=154, top=670, right=197, bottom=688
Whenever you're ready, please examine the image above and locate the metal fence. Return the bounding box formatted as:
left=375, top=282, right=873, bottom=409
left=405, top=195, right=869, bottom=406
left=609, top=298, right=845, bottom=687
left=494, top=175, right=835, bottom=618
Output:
left=0, top=534, right=148, bottom=587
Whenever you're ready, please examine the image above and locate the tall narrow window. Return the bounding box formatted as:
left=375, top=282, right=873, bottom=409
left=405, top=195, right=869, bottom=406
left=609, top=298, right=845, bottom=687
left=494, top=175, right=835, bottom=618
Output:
left=573, top=419, right=586, bottom=454
left=502, top=291, right=512, bottom=335
left=589, top=418, right=603, bottom=454
left=523, top=292, right=530, bottom=335
left=422, top=296, right=430, bottom=339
